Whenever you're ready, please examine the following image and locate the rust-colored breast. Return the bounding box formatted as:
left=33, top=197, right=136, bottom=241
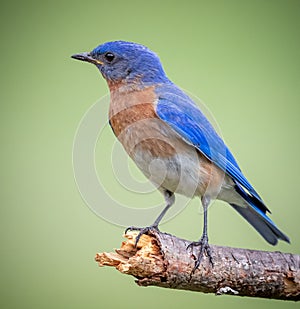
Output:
left=109, top=85, right=178, bottom=158
left=110, top=102, right=156, bottom=137
left=109, top=85, right=156, bottom=134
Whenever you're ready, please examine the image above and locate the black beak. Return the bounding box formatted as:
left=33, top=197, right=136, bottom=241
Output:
left=71, top=52, right=103, bottom=65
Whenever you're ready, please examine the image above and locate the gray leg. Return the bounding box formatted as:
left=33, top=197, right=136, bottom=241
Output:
left=152, top=190, right=175, bottom=227
left=125, top=189, right=175, bottom=246
left=187, top=196, right=214, bottom=271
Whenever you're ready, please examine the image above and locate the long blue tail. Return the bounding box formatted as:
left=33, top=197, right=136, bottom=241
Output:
left=231, top=184, right=290, bottom=245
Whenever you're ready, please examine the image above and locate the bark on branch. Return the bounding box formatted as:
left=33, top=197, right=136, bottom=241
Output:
left=95, top=231, right=300, bottom=301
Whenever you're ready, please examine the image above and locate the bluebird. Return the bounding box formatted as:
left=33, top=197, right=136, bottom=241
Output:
left=72, top=41, right=289, bottom=268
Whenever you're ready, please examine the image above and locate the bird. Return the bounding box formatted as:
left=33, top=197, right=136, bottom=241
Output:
left=72, top=41, right=290, bottom=269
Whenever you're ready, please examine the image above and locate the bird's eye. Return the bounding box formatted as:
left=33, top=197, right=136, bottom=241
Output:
left=104, top=52, right=115, bottom=62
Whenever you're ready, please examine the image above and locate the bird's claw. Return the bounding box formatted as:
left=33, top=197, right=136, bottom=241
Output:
left=187, top=234, right=214, bottom=273
left=125, top=225, right=159, bottom=247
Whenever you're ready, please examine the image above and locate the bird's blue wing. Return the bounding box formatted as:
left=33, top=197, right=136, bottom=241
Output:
left=155, top=85, right=268, bottom=213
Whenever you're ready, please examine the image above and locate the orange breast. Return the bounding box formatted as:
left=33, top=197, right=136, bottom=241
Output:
left=109, top=85, right=179, bottom=158
left=110, top=102, right=156, bottom=137
left=109, top=86, right=156, bottom=132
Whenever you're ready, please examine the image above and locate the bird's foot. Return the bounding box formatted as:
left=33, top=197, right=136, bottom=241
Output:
left=125, top=225, right=159, bottom=247
left=187, top=234, right=214, bottom=272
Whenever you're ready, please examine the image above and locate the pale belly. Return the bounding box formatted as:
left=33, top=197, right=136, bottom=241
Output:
left=116, top=117, right=229, bottom=199
left=134, top=145, right=209, bottom=197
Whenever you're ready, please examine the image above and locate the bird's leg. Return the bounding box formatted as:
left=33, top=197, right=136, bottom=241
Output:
left=125, top=190, right=175, bottom=247
left=187, top=196, right=214, bottom=271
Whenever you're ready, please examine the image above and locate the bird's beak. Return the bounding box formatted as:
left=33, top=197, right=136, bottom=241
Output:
left=71, top=52, right=103, bottom=65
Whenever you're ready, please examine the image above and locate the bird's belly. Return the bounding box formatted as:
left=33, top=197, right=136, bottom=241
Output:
left=134, top=146, right=206, bottom=197
left=118, top=120, right=226, bottom=198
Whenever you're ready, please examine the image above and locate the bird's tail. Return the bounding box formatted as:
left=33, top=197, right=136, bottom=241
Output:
left=231, top=184, right=290, bottom=245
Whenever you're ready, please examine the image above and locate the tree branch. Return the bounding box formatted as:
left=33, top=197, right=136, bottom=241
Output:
left=95, top=231, right=300, bottom=301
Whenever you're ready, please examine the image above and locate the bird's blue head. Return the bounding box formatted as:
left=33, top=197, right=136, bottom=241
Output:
left=72, top=41, right=170, bottom=86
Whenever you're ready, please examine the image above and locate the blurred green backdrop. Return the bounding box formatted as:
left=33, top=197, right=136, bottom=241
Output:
left=1, top=0, right=299, bottom=308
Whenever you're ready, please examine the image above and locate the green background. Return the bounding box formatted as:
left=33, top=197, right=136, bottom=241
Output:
left=1, top=0, right=299, bottom=308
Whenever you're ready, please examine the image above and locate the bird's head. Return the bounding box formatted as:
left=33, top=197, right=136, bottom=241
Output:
left=72, top=41, right=170, bottom=86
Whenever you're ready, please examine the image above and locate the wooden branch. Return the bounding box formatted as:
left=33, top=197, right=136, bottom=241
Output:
left=95, top=230, right=300, bottom=301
